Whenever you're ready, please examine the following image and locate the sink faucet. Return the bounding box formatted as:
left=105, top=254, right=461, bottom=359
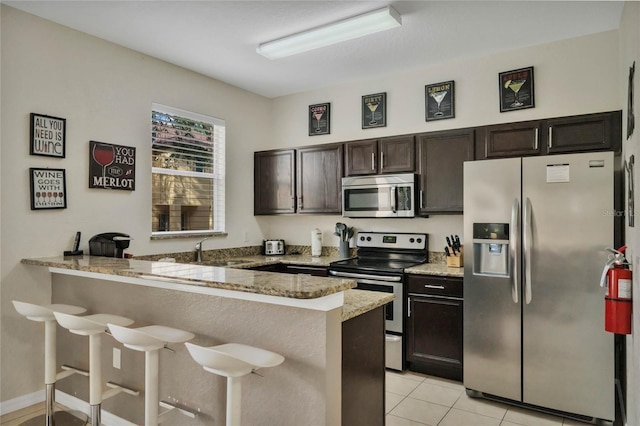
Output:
left=195, top=237, right=211, bottom=262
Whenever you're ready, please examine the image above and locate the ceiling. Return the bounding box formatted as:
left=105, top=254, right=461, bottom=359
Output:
left=3, top=1, right=625, bottom=98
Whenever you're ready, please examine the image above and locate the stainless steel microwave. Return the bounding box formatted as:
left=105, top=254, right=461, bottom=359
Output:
left=342, top=173, right=417, bottom=218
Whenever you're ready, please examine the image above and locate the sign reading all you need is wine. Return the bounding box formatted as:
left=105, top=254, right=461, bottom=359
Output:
left=89, top=140, right=136, bottom=190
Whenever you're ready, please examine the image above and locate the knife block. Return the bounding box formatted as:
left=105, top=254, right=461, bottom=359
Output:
left=446, top=246, right=463, bottom=268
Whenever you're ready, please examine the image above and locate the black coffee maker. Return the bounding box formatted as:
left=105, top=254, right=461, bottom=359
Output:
left=89, top=232, right=132, bottom=258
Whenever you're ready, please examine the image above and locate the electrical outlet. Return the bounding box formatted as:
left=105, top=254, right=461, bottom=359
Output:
left=113, top=348, right=121, bottom=369
left=243, top=231, right=249, bottom=242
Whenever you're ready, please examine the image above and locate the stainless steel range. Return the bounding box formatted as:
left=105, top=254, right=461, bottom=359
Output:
left=329, top=231, right=428, bottom=370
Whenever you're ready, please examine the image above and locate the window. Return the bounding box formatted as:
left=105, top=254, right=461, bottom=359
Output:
left=151, top=104, right=225, bottom=236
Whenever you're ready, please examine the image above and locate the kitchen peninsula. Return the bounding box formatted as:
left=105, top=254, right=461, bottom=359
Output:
left=21, top=255, right=392, bottom=426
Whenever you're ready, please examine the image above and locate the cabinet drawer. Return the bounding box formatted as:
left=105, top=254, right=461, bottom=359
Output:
left=407, top=275, right=462, bottom=298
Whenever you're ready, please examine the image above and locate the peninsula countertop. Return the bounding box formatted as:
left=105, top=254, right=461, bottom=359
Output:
left=21, top=255, right=356, bottom=300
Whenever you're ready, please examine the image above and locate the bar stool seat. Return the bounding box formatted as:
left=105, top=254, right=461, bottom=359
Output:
left=13, top=301, right=89, bottom=426
left=54, top=311, right=137, bottom=426
left=108, top=324, right=196, bottom=425
left=185, top=342, right=284, bottom=426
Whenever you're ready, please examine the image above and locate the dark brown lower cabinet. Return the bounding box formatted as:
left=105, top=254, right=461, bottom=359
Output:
left=342, top=306, right=385, bottom=426
left=406, top=275, right=463, bottom=381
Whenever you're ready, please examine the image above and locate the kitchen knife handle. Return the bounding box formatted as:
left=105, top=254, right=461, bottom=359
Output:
left=371, top=153, right=376, bottom=171
left=524, top=197, right=533, bottom=304
left=510, top=198, right=519, bottom=304
left=548, top=127, right=553, bottom=149
left=533, top=128, right=539, bottom=151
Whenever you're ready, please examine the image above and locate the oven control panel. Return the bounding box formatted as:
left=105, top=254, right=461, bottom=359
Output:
left=356, top=232, right=427, bottom=250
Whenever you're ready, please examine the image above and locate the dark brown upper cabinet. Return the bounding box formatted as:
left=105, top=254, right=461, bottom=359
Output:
left=345, top=135, right=415, bottom=176
left=296, top=143, right=344, bottom=214
left=482, top=121, right=543, bottom=159
left=416, top=129, right=474, bottom=214
left=544, top=111, right=621, bottom=154
left=254, top=149, right=296, bottom=215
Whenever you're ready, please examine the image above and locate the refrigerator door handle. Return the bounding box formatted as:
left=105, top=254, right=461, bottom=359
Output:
left=511, top=198, right=520, bottom=303
left=524, top=197, right=533, bottom=304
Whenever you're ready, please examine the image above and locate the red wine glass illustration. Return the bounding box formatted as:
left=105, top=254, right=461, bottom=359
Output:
left=93, top=143, right=115, bottom=179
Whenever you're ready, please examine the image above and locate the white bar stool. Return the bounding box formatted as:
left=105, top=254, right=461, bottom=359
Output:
left=185, top=342, right=284, bottom=426
left=12, top=300, right=89, bottom=426
left=53, top=312, right=139, bottom=426
left=107, top=323, right=197, bottom=425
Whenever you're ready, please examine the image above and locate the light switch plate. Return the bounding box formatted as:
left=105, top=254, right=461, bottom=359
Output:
left=113, top=347, right=121, bottom=369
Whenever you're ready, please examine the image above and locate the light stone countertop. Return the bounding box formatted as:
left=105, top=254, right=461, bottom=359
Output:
left=21, top=255, right=355, bottom=300
left=405, top=262, right=464, bottom=277
left=342, top=289, right=394, bottom=322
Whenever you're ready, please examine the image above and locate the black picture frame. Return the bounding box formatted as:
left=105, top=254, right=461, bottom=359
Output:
left=425, top=81, right=455, bottom=121
left=30, top=168, right=67, bottom=210
left=309, top=103, right=330, bottom=136
left=89, top=141, right=136, bottom=191
left=30, top=113, right=66, bottom=158
left=362, top=92, right=387, bottom=129
left=499, top=66, right=535, bottom=112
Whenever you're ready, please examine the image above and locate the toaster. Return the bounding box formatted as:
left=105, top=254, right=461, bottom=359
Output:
left=263, top=239, right=285, bottom=255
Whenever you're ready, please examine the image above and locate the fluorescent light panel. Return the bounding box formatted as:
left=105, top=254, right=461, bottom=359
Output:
left=257, top=5, right=402, bottom=60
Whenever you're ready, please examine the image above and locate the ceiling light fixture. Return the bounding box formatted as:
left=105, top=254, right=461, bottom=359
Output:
left=256, top=5, right=402, bottom=60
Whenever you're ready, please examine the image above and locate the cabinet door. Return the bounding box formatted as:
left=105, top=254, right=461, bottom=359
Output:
left=254, top=149, right=296, bottom=215
left=297, top=144, right=344, bottom=214
left=379, top=135, right=415, bottom=174
left=484, top=121, right=542, bottom=158
left=416, top=129, right=474, bottom=214
left=407, top=294, right=463, bottom=381
left=545, top=111, right=621, bottom=154
left=345, top=139, right=378, bottom=176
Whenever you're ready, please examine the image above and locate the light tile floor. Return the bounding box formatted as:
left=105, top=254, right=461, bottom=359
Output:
left=385, top=370, right=591, bottom=426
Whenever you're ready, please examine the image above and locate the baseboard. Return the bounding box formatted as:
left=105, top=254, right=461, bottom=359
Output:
left=1, top=390, right=135, bottom=426
left=0, top=390, right=43, bottom=415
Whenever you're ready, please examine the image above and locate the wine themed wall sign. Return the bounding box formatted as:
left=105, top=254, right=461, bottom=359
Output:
left=362, top=92, right=387, bottom=129
left=89, top=141, right=136, bottom=190
left=30, top=168, right=67, bottom=210
left=309, top=103, right=330, bottom=136
left=425, top=81, right=455, bottom=121
left=499, top=66, right=535, bottom=112
left=30, top=113, right=66, bottom=158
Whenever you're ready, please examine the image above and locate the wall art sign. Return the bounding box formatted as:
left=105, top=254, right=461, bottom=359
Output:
left=309, top=103, right=330, bottom=136
left=425, top=81, right=455, bottom=121
left=362, top=92, right=387, bottom=129
left=30, top=168, right=67, bottom=210
left=628, top=61, right=635, bottom=140
left=89, top=141, right=136, bottom=190
left=499, top=66, right=535, bottom=112
left=30, top=113, right=66, bottom=158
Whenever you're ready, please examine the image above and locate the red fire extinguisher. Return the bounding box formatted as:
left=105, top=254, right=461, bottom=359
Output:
left=600, top=246, right=633, bottom=334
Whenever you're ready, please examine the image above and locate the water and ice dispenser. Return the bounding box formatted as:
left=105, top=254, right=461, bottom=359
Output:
left=472, top=223, right=510, bottom=277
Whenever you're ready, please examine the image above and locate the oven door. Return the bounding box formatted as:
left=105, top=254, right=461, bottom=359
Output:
left=329, top=270, right=403, bottom=333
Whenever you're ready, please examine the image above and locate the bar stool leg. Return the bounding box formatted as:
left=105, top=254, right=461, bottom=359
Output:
left=44, top=319, right=56, bottom=426
left=145, top=350, right=159, bottom=426
left=226, top=376, right=242, bottom=426
left=89, top=333, right=102, bottom=426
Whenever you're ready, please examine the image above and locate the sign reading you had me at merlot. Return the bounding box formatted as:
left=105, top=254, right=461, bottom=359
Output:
left=89, top=141, right=136, bottom=190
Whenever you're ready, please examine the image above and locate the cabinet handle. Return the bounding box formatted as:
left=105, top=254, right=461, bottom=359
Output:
left=420, top=190, right=424, bottom=209
left=407, top=297, right=411, bottom=317
left=534, top=128, right=539, bottom=150
left=371, top=153, right=375, bottom=171
left=380, top=152, right=385, bottom=170
left=424, top=285, right=445, bottom=290
left=548, top=127, right=553, bottom=148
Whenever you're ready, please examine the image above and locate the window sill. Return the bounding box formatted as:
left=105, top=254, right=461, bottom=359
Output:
left=150, top=231, right=228, bottom=241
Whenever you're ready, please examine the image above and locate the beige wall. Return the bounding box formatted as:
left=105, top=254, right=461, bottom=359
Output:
left=619, top=2, right=639, bottom=425
left=0, top=5, right=272, bottom=403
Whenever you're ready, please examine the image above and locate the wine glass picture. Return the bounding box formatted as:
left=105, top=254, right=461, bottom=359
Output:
left=366, top=102, right=380, bottom=125
left=506, top=79, right=526, bottom=107
left=314, top=111, right=324, bottom=132
left=92, top=143, right=115, bottom=179
left=430, top=91, right=448, bottom=117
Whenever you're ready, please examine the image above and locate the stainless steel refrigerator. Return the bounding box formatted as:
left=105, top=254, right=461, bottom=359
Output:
left=463, top=151, right=617, bottom=422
